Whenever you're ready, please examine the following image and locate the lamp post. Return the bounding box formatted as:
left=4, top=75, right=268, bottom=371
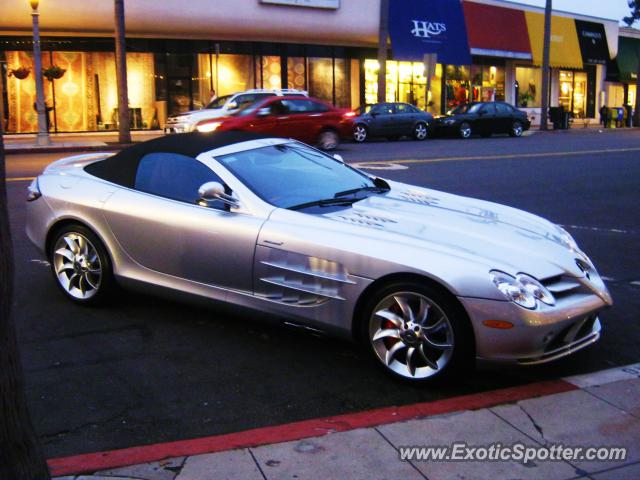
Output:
left=30, top=0, right=50, bottom=146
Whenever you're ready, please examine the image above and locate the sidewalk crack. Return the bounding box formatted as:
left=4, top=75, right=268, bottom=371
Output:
left=518, top=404, right=546, bottom=443
left=248, top=448, right=268, bottom=480
left=374, top=427, right=430, bottom=480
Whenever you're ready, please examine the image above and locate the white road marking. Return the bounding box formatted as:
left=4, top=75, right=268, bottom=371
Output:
left=631, top=281, right=640, bottom=287
left=30, top=259, right=50, bottom=267
left=564, top=362, right=640, bottom=388
left=352, top=162, right=409, bottom=170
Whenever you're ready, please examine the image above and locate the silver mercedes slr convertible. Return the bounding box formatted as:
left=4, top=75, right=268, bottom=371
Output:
left=26, top=132, right=612, bottom=383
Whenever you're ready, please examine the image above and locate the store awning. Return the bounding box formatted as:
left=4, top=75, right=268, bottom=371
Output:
left=462, top=2, right=531, bottom=60
left=389, top=0, right=471, bottom=65
left=575, top=20, right=610, bottom=65
left=615, top=37, right=640, bottom=83
left=525, top=12, right=583, bottom=70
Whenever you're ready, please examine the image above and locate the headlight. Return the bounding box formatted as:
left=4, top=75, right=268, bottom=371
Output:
left=27, top=178, right=42, bottom=202
left=490, top=271, right=537, bottom=309
left=516, top=273, right=555, bottom=306
left=196, top=121, right=222, bottom=133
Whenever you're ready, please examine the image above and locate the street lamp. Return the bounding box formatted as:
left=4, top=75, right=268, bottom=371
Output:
left=30, top=0, right=50, bottom=145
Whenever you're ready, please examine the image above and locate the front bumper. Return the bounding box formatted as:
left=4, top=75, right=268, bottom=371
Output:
left=460, top=285, right=611, bottom=365
left=164, top=122, right=195, bottom=134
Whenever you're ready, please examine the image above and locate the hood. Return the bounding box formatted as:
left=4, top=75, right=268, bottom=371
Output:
left=168, top=108, right=227, bottom=122
left=321, top=182, right=586, bottom=280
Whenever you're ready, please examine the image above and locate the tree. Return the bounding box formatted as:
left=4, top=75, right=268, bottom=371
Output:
left=0, top=73, right=50, bottom=479
left=114, top=0, right=131, bottom=143
left=377, top=0, right=390, bottom=103
left=539, top=0, right=552, bottom=130
left=624, top=1, right=640, bottom=126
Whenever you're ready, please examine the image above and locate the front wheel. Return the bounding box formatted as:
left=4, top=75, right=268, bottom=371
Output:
left=413, top=122, right=429, bottom=140
left=510, top=121, right=524, bottom=137
left=49, top=225, right=114, bottom=305
left=459, top=122, right=472, bottom=139
left=353, top=124, right=368, bottom=143
left=318, top=130, right=340, bottom=150
left=359, top=281, right=473, bottom=383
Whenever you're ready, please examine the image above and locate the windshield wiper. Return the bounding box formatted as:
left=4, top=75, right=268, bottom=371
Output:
left=334, top=185, right=389, bottom=198
left=288, top=197, right=360, bottom=211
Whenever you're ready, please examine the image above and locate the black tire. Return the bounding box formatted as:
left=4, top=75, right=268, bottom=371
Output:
left=48, top=224, right=115, bottom=306
left=509, top=121, right=524, bottom=137
left=459, top=122, right=472, bottom=139
left=353, top=124, right=368, bottom=143
left=317, top=129, right=340, bottom=150
left=357, top=280, right=474, bottom=383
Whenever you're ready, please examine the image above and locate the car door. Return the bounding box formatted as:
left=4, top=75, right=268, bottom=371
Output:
left=495, top=103, right=514, bottom=134
left=394, top=103, right=417, bottom=134
left=475, top=103, right=497, bottom=135
left=368, top=103, right=396, bottom=135
left=101, top=152, right=264, bottom=294
left=243, top=98, right=283, bottom=136
left=277, top=99, right=318, bottom=143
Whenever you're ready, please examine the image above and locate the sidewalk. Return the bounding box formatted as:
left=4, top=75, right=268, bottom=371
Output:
left=51, top=364, right=640, bottom=480
left=3, top=131, right=163, bottom=154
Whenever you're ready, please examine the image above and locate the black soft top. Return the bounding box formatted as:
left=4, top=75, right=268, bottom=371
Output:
left=85, top=131, right=269, bottom=188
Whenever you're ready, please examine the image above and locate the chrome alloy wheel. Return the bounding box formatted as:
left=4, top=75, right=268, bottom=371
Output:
left=52, top=232, right=102, bottom=300
left=511, top=121, right=523, bottom=137
left=369, top=292, right=454, bottom=379
left=414, top=122, right=428, bottom=140
left=460, top=122, right=472, bottom=139
left=353, top=124, right=368, bottom=142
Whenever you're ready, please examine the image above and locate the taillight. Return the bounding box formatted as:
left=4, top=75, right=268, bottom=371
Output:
left=343, top=111, right=356, bottom=118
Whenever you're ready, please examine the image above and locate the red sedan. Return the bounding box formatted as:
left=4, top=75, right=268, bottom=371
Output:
left=194, top=95, right=356, bottom=150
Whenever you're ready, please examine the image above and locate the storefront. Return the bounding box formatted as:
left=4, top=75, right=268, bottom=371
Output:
left=0, top=0, right=619, bottom=133
left=606, top=31, right=640, bottom=110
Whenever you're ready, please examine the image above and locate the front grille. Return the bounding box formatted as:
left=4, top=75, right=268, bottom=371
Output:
left=544, top=314, right=597, bottom=353
left=542, top=275, right=582, bottom=299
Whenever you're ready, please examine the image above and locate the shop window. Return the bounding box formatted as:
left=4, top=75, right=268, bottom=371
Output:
left=364, top=59, right=440, bottom=113
left=515, top=66, right=542, bottom=108
left=334, top=58, right=351, bottom=108
left=559, top=70, right=587, bottom=118
left=287, top=57, right=306, bottom=91
left=257, top=56, right=281, bottom=90
left=193, top=54, right=213, bottom=110
left=307, top=57, right=333, bottom=103
left=215, top=54, right=254, bottom=97
left=445, top=65, right=470, bottom=111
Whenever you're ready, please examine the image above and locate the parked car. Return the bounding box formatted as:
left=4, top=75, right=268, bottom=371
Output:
left=195, top=96, right=355, bottom=150
left=164, top=89, right=308, bottom=134
left=353, top=102, right=433, bottom=142
left=27, top=132, right=612, bottom=383
left=434, top=102, right=531, bottom=139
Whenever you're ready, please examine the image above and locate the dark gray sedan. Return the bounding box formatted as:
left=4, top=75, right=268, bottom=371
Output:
left=353, top=102, right=434, bottom=142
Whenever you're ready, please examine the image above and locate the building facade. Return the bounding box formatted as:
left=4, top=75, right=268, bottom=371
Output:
left=0, top=0, right=622, bottom=133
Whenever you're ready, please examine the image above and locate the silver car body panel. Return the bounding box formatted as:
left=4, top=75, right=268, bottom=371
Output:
left=26, top=141, right=612, bottom=361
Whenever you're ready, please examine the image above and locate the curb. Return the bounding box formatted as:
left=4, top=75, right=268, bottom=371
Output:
left=47, top=379, right=575, bottom=477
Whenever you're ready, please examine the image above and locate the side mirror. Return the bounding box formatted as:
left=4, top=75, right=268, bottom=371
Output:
left=256, top=107, right=271, bottom=117
left=198, top=181, right=239, bottom=208
left=333, top=154, right=344, bottom=163
left=227, top=101, right=238, bottom=110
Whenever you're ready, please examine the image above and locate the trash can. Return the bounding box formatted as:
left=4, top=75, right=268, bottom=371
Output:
left=549, top=106, right=564, bottom=130
left=562, top=111, right=571, bottom=130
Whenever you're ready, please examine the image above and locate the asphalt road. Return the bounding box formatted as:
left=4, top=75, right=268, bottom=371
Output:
left=5, top=129, right=640, bottom=458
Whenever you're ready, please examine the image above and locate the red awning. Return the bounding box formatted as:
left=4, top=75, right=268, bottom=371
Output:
left=463, top=1, right=532, bottom=60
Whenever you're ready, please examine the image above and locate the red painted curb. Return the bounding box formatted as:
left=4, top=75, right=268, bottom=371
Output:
left=48, top=379, right=576, bottom=476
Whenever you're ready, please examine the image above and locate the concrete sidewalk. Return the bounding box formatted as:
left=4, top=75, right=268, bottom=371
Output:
left=51, top=364, right=640, bottom=480
left=3, top=131, right=163, bottom=154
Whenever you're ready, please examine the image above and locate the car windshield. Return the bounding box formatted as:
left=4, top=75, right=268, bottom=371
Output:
left=216, top=143, right=379, bottom=209
left=450, top=103, right=481, bottom=115
left=204, top=95, right=232, bottom=110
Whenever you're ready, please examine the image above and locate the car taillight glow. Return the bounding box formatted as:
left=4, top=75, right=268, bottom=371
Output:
left=343, top=111, right=356, bottom=118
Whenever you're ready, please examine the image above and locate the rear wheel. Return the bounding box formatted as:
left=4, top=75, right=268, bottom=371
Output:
left=318, top=130, right=340, bottom=150
left=413, top=122, right=429, bottom=140
left=358, top=281, right=473, bottom=383
left=49, top=225, right=114, bottom=305
left=353, top=124, right=368, bottom=143
left=510, top=121, right=524, bottom=137
left=459, top=122, right=472, bottom=139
